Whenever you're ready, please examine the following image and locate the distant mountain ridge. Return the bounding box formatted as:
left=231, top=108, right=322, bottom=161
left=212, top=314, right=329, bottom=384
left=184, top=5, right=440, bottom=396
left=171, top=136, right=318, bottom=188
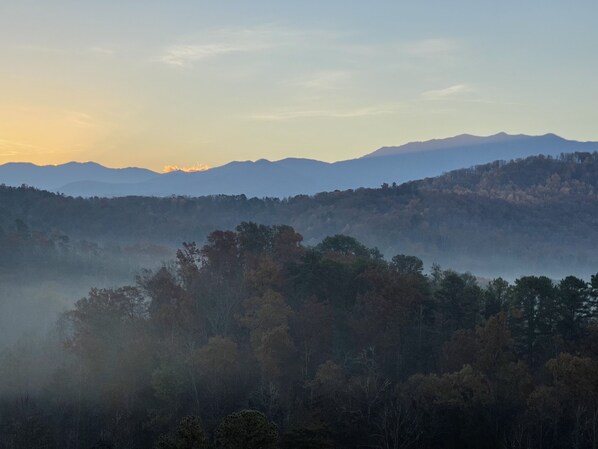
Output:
left=0, top=161, right=158, bottom=192
left=363, top=132, right=554, bottom=157
left=2, top=133, right=598, bottom=197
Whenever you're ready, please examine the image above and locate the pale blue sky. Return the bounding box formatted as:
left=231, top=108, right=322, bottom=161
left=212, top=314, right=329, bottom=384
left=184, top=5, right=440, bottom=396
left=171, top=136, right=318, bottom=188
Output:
left=1, top=0, right=596, bottom=171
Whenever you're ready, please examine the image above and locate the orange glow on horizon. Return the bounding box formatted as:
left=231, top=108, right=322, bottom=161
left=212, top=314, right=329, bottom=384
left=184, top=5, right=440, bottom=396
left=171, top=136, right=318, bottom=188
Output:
left=163, top=164, right=211, bottom=173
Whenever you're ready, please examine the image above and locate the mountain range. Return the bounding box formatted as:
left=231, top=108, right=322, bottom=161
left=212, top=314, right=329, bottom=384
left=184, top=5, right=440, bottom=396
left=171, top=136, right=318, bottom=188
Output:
left=2, top=151, right=598, bottom=278
left=2, top=132, right=598, bottom=198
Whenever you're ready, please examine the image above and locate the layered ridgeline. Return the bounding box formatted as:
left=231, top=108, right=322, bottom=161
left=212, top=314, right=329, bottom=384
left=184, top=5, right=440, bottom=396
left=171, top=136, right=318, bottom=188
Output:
left=1, top=152, right=598, bottom=278
left=2, top=132, right=598, bottom=197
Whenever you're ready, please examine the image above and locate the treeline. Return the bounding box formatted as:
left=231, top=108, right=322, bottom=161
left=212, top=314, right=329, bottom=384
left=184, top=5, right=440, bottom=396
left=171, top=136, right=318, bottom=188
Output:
left=0, top=219, right=170, bottom=278
left=1, top=223, right=597, bottom=449
left=2, top=152, right=598, bottom=277
left=0, top=220, right=170, bottom=349
left=421, top=151, right=598, bottom=200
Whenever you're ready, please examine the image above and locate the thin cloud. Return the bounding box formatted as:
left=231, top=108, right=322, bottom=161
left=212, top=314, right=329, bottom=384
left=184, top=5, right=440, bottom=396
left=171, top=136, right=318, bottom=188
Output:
left=159, top=43, right=250, bottom=66
left=291, top=71, right=353, bottom=90
left=0, top=138, right=38, bottom=150
left=158, top=26, right=339, bottom=67
left=158, top=26, right=287, bottom=67
left=421, top=84, right=470, bottom=100
left=0, top=147, right=23, bottom=157
left=67, top=111, right=99, bottom=128
left=0, top=138, right=57, bottom=157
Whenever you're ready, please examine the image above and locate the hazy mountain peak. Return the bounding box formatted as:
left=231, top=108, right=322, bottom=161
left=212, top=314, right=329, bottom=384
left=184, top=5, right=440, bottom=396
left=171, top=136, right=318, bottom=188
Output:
left=541, top=132, right=563, bottom=139
left=363, top=132, right=536, bottom=158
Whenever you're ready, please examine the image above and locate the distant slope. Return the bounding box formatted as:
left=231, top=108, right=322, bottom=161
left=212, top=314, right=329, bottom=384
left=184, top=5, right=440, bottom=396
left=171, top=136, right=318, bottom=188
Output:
left=0, top=161, right=159, bottom=191
left=2, top=133, right=598, bottom=197
left=367, top=132, right=598, bottom=158
left=2, top=152, right=598, bottom=278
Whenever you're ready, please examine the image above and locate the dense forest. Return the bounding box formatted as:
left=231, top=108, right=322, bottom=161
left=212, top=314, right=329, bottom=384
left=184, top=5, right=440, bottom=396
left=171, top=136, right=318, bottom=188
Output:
left=2, top=152, right=598, bottom=277
left=1, top=222, right=597, bottom=449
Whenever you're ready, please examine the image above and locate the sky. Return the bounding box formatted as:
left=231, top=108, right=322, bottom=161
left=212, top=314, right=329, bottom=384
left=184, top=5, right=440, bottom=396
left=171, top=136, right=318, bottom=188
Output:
left=0, top=0, right=597, bottom=172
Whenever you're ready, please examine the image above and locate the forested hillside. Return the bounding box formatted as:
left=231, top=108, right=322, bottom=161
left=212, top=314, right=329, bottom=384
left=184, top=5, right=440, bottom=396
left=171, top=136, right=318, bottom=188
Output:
left=2, top=152, right=598, bottom=277
left=1, top=224, right=597, bottom=449
left=0, top=220, right=168, bottom=346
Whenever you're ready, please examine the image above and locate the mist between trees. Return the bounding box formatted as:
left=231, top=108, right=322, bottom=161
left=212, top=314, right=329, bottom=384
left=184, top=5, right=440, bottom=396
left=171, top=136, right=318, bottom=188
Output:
left=1, top=222, right=598, bottom=449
